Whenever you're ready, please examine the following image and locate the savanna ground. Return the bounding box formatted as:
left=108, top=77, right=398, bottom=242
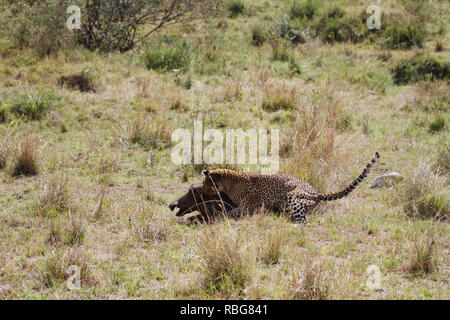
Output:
left=0, top=0, right=449, bottom=299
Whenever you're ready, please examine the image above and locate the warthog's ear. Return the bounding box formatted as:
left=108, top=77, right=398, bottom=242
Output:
left=202, top=170, right=209, bottom=176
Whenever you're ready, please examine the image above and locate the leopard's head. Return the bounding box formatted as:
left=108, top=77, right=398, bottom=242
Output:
left=202, top=170, right=223, bottom=197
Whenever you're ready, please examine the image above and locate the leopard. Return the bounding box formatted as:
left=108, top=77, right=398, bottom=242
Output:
left=202, top=152, right=379, bottom=224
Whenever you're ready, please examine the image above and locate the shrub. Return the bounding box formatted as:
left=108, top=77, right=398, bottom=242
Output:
left=227, top=0, right=245, bottom=18
left=277, top=18, right=306, bottom=44
left=315, top=12, right=365, bottom=44
left=289, top=57, right=302, bottom=75
left=392, top=55, right=450, bottom=85
left=8, top=0, right=77, bottom=56
left=79, top=0, right=216, bottom=52
left=141, top=37, right=191, bottom=72
left=383, top=24, right=426, bottom=49
left=270, top=41, right=290, bottom=62
left=290, top=0, right=318, bottom=20
left=11, top=135, right=39, bottom=177
left=10, top=90, right=62, bottom=121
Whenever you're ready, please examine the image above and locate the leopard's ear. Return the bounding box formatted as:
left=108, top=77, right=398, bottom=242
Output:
left=202, top=170, right=209, bottom=176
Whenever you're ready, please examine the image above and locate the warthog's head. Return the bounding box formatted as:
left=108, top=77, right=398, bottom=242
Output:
left=169, top=184, right=236, bottom=218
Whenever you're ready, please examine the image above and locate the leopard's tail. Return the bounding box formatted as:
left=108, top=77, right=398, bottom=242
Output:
left=313, top=152, right=379, bottom=202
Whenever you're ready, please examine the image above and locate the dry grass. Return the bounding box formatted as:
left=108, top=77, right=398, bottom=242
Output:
left=11, top=134, right=40, bottom=177
left=197, top=222, right=256, bottom=297
left=130, top=203, right=171, bottom=243
left=129, top=115, right=172, bottom=151
left=220, top=79, right=243, bottom=102
left=41, top=248, right=91, bottom=288
left=65, top=213, right=85, bottom=246
left=290, top=260, right=331, bottom=300
left=262, top=83, right=297, bottom=112
left=283, top=85, right=344, bottom=191
left=399, top=162, right=449, bottom=220
left=258, top=215, right=288, bottom=265
left=33, top=175, right=71, bottom=217
left=405, top=228, right=437, bottom=275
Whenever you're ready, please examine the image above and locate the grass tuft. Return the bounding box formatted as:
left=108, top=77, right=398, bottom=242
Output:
left=291, top=260, right=330, bottom=300
left=142, top=37, right=191, bottom=72
left=11, top=134, right=40, bottom=177
left=41, top=248, right=91, bottom=288
left=262, top=84, right=297, bottom=112
left=33, top=175, right=71, bottom=217
left=198, top=223, right=255, bottom=297
left=406, top=229, right=437, bottom=275
left=399, top=162, right=449, bottom=220
left=10, top=90, right=62, bottom=121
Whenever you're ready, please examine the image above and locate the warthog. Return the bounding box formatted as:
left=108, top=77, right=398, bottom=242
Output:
left=169, top=184, right=237, bottom=223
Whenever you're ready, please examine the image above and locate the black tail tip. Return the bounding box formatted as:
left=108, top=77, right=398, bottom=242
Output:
left=374, top=151, right=380, bottom=159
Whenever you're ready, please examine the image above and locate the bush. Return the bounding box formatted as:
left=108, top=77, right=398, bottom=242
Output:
left=10, top=90, right=62, bottom=121
left=315, top=13, right=365, bottom=43
left=383, top=24, right=426, bottom=49
left=392, top=55, right=450, bottom=85
left=141, top=37, right=191, bottom=72
left=277, top=18, right=306, bottom=44
left=290, top=0, right=318, bottom=20
left=80, top=0, right=216, bottom=52
left=8, top=0, right=77, bottom=56
left=227, top=0, right=245, bottom=18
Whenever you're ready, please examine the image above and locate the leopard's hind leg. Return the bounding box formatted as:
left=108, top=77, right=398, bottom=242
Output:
left=287, top=197, right=317, bottom=224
